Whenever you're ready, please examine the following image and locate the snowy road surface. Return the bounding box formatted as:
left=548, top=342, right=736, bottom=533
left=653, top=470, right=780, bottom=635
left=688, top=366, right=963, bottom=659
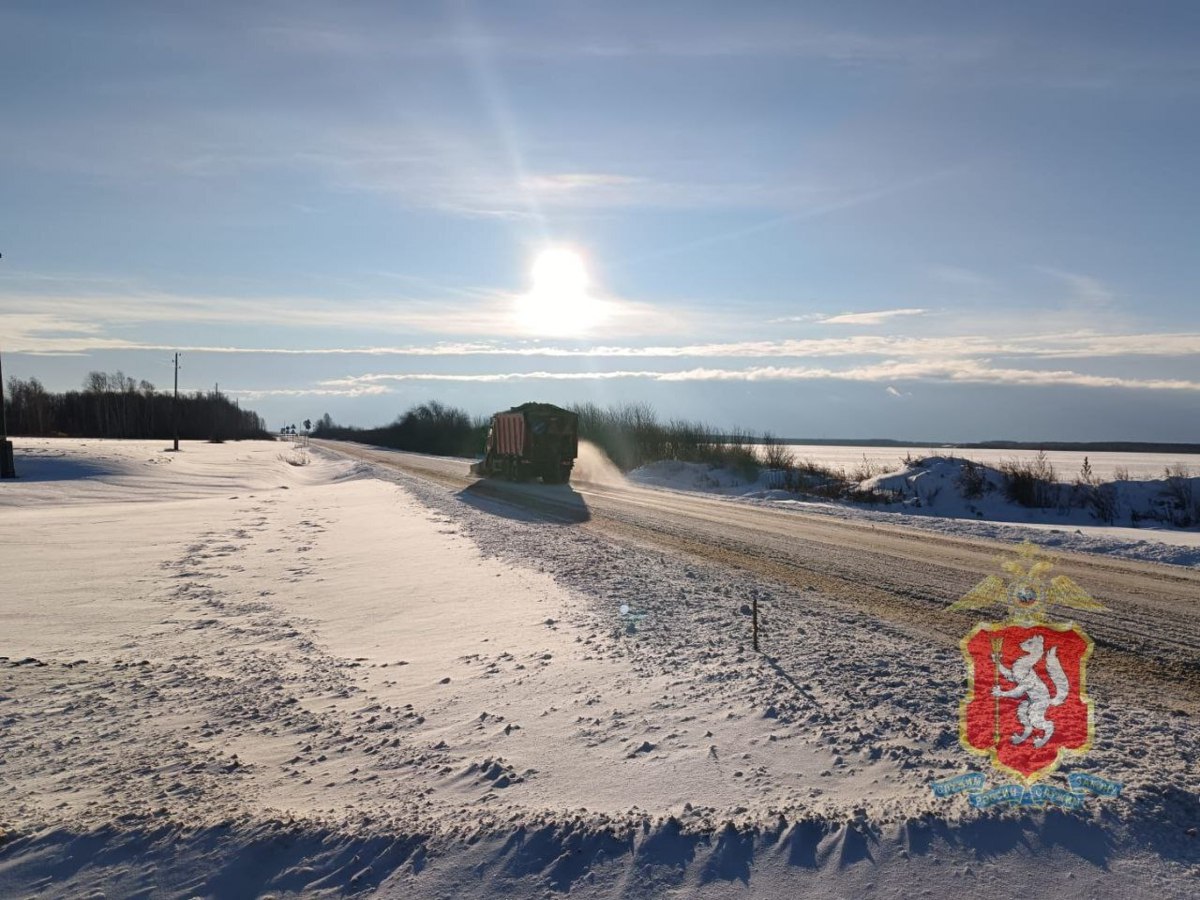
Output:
left=318, top=440, right=1200, bottom=714
left=0, top=438, right=1197, bottom=898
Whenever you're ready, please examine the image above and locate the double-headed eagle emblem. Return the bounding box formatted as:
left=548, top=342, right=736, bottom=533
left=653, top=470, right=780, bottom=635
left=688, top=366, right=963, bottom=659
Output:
left=950, top=540, right=1105, bottom=623
left=949, top=541, right=1106, bottom=784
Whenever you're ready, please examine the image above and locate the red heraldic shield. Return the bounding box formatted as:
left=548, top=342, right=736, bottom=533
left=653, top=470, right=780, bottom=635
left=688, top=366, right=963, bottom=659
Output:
left=960, top=623, right=1094, bottom=782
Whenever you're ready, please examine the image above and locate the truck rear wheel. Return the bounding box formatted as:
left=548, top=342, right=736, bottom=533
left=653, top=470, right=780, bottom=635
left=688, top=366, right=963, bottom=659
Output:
left=542, top=465, right=568, bottom=484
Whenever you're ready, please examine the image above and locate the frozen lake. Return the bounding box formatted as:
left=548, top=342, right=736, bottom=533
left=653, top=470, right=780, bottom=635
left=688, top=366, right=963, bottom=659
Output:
left=777, top=444, right=1200, bottom=481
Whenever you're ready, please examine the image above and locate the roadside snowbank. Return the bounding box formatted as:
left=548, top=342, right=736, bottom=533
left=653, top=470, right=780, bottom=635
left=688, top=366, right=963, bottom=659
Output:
left=630, top=458, right=760, bottom=493
left=629, top=456, right=1200, bottom=568
left=0, top=437, right=368, bottom=507
left=862, top=456, right=1200, bottom=527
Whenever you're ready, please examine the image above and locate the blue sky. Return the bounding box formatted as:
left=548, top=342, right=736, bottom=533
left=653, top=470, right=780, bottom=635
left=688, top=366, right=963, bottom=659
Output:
left=2, top=0, right=1198, bottom=440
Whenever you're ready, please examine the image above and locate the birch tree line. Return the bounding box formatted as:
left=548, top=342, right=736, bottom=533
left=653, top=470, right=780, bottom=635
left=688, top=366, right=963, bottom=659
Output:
left=4, top=371, right=269, bottom=440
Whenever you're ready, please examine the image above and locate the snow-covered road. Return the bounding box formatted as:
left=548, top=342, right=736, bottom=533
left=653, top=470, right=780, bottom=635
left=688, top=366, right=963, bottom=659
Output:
left=1, top=438, right=1196, bottom=897
left=318, top=440, right=1200, bottom=716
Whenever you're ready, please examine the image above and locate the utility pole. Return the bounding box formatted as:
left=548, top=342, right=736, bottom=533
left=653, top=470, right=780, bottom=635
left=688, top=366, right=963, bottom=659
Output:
left=171, top=352, right=180, bottom=451
left=1, top=340, right=16, bottom=479
left=0, top=250, right=15, bottom=478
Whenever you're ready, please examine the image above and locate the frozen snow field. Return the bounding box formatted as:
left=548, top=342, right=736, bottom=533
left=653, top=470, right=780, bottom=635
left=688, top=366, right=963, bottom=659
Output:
left=778, top=444, right=1200, bottom=482
left=0, top=438, right=1197, bottom=897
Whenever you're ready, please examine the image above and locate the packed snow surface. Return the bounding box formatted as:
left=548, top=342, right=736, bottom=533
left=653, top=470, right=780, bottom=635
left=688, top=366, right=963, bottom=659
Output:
left=0, top=439, right=1196, bottom=897
left=631, top=456, right=1200, bottom=568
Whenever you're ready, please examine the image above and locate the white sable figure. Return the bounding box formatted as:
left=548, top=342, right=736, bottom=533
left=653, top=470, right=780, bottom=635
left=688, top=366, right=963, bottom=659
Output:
left=993, top=633, right=1070, bottom=749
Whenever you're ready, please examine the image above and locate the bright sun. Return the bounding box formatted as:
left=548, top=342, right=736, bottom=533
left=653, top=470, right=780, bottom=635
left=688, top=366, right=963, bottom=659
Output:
left=515, top=247, right=608, bottom=336
left=532, top=247, right=589, bottom=297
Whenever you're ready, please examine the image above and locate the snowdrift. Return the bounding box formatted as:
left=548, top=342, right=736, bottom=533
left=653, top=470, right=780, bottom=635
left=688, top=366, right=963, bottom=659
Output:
left=629, top=455, right=1200, bottom=567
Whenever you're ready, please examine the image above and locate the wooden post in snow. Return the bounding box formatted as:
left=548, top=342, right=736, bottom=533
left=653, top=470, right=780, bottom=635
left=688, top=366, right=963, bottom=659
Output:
left=752, top=593, right=759, bottom=652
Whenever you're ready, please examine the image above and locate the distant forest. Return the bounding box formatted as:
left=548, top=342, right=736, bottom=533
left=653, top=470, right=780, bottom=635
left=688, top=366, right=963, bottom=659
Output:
left=312, top=402, right=486, bottom=457
left=313, top=400, right=764, bottom=474
left=4, top=371, right=271, bottom=441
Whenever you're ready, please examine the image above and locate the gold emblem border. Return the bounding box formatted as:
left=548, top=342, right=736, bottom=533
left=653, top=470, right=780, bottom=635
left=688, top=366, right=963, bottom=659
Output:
left=957, top=620, right=1096, bottom=785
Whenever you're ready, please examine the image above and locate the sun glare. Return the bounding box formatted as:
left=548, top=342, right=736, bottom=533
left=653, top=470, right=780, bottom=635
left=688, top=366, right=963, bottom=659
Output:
left=532, top=248, right=589, bottom=297
left=515, top=247, right=608, bottom=336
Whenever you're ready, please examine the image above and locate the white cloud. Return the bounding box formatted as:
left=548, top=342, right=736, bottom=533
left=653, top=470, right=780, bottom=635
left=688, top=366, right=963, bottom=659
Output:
left=768, top=313, right=826, bottom=324
left=1040, top=267, right=1117, bottom=306
left=820, top=308, right=927, bottom=326
left=1, top=287, right=688, bottom=351
left=320, top=361, right=1200, bottom=392
left=229, top=385, right=393, bottom=399
left=6, top=283, right=1197, bottom=401
left=6, top=304, right=1200, bottom=366
left=519, top=173, right=643, bottom=192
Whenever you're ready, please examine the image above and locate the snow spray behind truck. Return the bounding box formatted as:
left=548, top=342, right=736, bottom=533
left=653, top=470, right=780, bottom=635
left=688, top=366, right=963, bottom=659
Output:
left=470, top=402, right=578, bottom=484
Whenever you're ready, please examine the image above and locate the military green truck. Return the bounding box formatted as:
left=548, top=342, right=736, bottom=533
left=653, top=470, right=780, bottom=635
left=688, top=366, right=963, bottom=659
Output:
left=470, top=402, right=578, bottom=484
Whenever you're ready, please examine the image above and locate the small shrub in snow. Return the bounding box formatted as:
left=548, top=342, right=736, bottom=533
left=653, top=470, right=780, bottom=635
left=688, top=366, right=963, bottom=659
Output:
left=280, top=449, right=310, bottom=467
left=1162, top=463, right=1197, bottom=526
left=850, top=454, right=887, bottom=482
left=1070, top=456, right=1118, bottom=523
left=723, top=441, right=761, bottom=484
left=845, top=486, right=897, bottom=504
left=956, top=459, right=987, bottom=499
left=760, top=434, right=796, bottom=472
left=792, top=459, right=854, bottom=499
left=1000, top=451, right=1059, bottom=509
left=1077, top=456, right=1097, bottom=486
left=1088, top=484, right=1120, bottom=524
